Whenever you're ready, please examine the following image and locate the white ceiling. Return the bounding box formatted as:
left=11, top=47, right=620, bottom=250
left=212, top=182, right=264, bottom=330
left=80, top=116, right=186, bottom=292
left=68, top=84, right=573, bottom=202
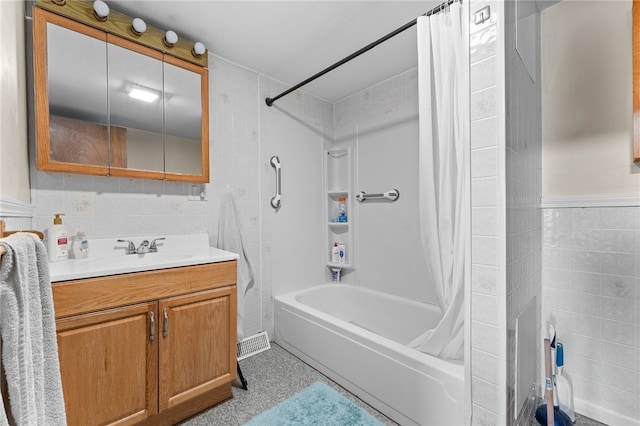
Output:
left=106, top=1, right=441, bottom=103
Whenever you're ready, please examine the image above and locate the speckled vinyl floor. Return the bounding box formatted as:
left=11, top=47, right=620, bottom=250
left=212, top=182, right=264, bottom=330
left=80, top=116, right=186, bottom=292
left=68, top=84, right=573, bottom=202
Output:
left=181, top=343, right=606, bottom=426
left=531, top=412, right=607, bottom=426
left=180, top=343, right=398, bottom=425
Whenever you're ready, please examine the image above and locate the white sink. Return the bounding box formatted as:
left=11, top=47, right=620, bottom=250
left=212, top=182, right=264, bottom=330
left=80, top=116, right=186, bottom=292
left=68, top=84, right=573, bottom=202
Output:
left=48, top=233, right=239, bottom=282
left=75, top=252, right=194, bottom=270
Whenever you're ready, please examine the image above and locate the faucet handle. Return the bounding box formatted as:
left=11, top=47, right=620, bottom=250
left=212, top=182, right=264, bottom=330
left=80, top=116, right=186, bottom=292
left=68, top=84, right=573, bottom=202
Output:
left=149, top=237, right=166, bottom=252
left=117, top=239, right=136, bottom=254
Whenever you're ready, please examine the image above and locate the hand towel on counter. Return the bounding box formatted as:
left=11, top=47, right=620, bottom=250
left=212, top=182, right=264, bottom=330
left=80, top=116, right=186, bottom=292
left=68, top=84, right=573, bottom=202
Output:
left=0, top=233, right=67, bottom=425
left=218, top=192, right=255, bottom=341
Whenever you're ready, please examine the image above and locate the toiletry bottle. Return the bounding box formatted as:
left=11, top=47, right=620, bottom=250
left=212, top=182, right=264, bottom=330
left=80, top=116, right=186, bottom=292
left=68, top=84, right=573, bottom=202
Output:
left=71, top=231, right=89, bottom=259
left=331, top=267, right=341, bottom=282
left=47, top=213, right=68, bottom=262
left=337, top=242, right=346, bottom=264
left=331, top=242, right=340, bottom=263
left=337, top=197, right=347, bottom=222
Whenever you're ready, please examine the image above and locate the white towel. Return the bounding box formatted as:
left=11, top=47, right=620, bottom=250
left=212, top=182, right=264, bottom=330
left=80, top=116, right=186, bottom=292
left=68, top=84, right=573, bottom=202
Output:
left=218, top=192, right=255, bottom=341
left=0, top=233, right=67, bottom=425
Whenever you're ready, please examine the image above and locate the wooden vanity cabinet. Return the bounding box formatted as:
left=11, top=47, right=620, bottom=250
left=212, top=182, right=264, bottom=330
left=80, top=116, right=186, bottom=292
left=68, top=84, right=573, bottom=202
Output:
left=56, top=302, right=158, bottom=425
left=159, top=288, right=233, bottom=413
left=52, top=261, right=237, bottom=426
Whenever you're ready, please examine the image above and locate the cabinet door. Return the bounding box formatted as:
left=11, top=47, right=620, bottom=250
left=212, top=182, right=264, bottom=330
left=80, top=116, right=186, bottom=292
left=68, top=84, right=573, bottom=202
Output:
left=34, top=7, right=110, bottom=175
left=159, top=287, right=236, bottom=411
left=56, top=302, right=158, bottom=426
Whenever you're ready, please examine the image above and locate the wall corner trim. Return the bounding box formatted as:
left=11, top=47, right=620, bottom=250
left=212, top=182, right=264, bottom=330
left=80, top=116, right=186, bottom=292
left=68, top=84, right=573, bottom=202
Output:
left=0, top=197, right=36, bottom=218
left=541, top=195, right=640, bottom=208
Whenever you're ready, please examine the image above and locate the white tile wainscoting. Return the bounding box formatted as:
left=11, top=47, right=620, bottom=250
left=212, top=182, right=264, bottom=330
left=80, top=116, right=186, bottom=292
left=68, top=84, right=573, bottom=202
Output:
left=542, top=203, right=640, bottom=425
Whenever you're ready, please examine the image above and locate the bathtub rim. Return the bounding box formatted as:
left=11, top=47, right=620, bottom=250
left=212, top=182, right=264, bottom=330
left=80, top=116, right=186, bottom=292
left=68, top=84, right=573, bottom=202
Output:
left=274, top=283, right=464, bottom=374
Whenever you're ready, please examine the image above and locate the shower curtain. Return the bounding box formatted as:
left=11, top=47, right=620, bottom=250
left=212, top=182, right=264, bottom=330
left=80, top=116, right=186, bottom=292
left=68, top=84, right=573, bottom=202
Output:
left=409, top=3, right=468, bottom=360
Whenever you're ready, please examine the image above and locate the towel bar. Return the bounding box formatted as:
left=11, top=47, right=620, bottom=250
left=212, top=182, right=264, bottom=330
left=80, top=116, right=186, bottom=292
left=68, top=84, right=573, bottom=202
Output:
left=355, top=189, right=400, bottom=202
left=0, top=220, right=44, bottom=257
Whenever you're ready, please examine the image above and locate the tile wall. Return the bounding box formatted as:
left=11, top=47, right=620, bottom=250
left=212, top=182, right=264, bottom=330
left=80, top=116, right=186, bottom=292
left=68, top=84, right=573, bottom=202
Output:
left=504, top=1, right=542, bottom=425
left=542, top=205, right=640, bottom=422
left=469, top=0, right=505, bottom=424
left=469, top=1, right=543, bottom=424
left=0, top=217, right=33, bottom=234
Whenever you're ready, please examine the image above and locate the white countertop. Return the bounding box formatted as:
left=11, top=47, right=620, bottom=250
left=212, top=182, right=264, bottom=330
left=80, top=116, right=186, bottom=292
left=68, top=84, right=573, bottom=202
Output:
left=48, top=233, right=238, bottom=282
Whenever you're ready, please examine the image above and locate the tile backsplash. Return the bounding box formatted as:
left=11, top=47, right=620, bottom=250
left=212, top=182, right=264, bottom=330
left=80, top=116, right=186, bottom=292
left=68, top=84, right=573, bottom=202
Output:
left=542, top=205, right=640, bottom=420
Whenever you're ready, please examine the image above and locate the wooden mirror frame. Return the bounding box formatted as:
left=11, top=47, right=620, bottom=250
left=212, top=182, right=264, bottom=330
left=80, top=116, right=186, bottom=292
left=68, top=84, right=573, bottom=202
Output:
left=633, top=0, right=640, bottom=162
left=33, top=2, right=210, bottom=182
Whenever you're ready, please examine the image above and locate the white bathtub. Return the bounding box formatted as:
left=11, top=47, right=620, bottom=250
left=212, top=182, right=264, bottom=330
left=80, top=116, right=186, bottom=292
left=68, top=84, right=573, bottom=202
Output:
left=274, top=284, right=465, bottom=426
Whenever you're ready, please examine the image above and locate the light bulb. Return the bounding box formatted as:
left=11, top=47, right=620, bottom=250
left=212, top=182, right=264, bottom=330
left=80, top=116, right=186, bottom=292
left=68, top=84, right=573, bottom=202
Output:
left=192, top=42, right=206, bottom=57
left=93, top=0, right=109, bottom=21
left=131, top=18, right=147, bottom=35
left=164, top=30, right=178, bottom=47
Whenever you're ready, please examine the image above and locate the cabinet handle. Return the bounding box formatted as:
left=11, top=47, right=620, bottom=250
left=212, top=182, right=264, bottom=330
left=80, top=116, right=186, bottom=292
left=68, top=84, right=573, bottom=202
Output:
left=149, top=311, right=155, bottom=341
left=163, top=308, right=169, bottom=337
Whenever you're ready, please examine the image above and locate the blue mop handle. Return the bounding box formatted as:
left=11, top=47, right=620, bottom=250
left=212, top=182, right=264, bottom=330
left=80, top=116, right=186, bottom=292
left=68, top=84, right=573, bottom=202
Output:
left=556, top=342, right=564, bottom=368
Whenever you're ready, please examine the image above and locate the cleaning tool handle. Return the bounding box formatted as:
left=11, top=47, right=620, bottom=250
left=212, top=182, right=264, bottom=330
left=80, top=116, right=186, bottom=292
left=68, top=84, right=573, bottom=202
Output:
left=544, top=338, right=554, bottom=426
left=556, top=342, right=564, bottom=368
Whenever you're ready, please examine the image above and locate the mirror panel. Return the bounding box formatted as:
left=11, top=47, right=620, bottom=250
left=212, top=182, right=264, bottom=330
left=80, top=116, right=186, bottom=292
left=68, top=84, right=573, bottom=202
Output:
left=44, top=17, right=110, bottom=169
left=163, top=59, right=204, bottom=176
left=107, top=38, right=164, bottom=175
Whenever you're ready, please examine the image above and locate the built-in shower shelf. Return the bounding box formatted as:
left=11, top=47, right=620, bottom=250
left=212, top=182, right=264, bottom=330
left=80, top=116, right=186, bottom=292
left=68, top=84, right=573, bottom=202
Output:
left=326, top=262, right=354, bottom=270
left=325, top=146, right=354, bottom=282
left=328, top=222, right=349, bottom=227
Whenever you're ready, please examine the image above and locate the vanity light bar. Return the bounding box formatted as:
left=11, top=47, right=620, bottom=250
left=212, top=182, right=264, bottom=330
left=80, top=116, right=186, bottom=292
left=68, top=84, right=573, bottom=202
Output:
left=35, top=0, right=207, bottom=67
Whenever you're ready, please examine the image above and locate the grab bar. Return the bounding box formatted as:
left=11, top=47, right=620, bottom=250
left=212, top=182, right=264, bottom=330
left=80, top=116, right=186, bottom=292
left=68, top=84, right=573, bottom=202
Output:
left=270, top=156, right=282, bottom=210
left=355, top=189, right=400, bottom=202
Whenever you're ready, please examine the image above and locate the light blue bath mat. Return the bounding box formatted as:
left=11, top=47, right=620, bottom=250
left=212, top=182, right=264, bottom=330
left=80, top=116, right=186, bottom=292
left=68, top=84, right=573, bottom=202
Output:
left=244, top=381, right=384, bottom=426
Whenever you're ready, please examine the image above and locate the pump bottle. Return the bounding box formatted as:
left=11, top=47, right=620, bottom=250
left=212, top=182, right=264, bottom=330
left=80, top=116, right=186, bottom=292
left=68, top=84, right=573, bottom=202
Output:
left=47, top=213, right=68, bottom=262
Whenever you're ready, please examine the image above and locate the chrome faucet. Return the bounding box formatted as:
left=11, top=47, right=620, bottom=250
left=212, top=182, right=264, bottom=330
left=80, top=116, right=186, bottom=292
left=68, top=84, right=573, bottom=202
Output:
left=149, top=237, right=165, bottom=252
left=117, top=239, right=136, bottom=255
left=137, top=240, right=151, bottom=254
left=117, top=237, right=166, bottom=254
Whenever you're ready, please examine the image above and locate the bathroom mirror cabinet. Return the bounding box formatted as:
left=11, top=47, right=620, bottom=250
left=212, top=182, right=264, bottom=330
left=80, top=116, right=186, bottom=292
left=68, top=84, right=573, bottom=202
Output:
left=33, top=4, right=210, bottom=182
left=634, top=2, right=640, bottom=162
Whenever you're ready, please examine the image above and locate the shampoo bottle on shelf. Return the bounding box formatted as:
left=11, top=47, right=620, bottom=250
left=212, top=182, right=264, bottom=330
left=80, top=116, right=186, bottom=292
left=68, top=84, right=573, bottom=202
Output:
left=337, top=197, right=347, bottom=222
left=47, top=213, right=68, bottom=262
left=331, top=267, right=341, bottom=282
left=337, top=242, right=346, bottom=264
left=331, top=242, right=340, bottom=263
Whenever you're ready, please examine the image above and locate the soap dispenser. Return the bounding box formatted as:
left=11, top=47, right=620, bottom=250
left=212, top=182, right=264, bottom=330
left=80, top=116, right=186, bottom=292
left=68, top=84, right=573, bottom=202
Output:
left=47, top=213, right=68, bottom=262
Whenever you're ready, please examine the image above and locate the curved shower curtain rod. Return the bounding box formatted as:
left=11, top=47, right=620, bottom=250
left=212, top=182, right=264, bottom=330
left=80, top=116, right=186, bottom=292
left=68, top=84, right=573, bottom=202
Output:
left=265, top=0, right=461, bottom=107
